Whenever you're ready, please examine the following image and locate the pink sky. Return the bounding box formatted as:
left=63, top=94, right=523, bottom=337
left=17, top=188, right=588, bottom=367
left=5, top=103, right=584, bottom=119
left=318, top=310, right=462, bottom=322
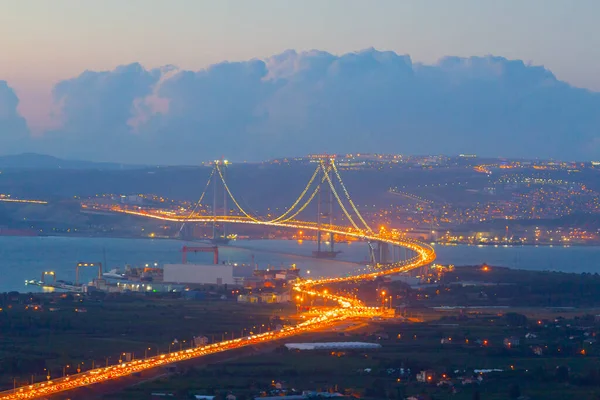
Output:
left=2, top=0, right=599, bottom=133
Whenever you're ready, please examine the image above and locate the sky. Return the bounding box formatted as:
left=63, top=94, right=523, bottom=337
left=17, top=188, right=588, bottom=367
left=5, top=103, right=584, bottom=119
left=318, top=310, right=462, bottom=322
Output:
left=0, top=0, right=599, bottom=163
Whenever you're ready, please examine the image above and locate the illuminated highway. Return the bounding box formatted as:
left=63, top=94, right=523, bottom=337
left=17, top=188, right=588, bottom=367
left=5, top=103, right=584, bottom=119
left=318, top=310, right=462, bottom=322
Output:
left=0, top=160, right=436, bottom=399
left=0, top=216, right=434, bottom=399
left=0, top=198, right=47, bottom=204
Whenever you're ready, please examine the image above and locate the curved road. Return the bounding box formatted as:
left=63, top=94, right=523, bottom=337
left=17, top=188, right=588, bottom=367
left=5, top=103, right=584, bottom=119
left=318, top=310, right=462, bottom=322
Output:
left=0, top=213, right=436, bottom=400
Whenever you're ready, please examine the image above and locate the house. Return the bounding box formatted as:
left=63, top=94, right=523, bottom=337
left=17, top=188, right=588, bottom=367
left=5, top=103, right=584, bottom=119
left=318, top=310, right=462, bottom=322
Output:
left=260, top=292, right=280, bottom=303
left=259, top=292, right=290, bottom=303
left=237, top=294, right=259, bottom=303
left=193, top=336, right=209, bottom=347
left=531, top=346, right=544, bottom=356
left=461, top=377, right=476, bottom=385
left=503, top=337, right=520, bottom=348
left=151, top=393, right=175, bottom=399
left=417, top=370, right=436, bottom=383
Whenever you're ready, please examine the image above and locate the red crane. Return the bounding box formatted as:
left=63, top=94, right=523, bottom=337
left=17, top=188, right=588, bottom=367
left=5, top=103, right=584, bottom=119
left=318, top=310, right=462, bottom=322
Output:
left=182, top=245, right=219, bottom=264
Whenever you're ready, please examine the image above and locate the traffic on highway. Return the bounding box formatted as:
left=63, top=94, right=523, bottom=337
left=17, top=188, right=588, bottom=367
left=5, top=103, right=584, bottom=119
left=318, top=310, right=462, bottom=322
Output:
left=0, top=159, right=436, bottom=399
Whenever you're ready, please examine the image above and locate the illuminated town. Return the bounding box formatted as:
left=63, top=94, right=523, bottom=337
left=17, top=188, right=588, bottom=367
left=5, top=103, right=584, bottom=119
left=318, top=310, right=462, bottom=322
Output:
left=1, top=154, right=600, bottom=399
left=4, top=153, right=599, bottom=244
left=3, top=2, right=600, bottom=398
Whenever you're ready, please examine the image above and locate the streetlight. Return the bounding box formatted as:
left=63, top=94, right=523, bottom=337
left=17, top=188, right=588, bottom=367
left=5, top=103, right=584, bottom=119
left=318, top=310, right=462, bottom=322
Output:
left=63, top=365, right=70, bottom=377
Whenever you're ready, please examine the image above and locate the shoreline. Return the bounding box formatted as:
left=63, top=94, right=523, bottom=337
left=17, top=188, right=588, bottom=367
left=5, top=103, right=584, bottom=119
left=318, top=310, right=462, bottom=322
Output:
left=221, top=243, right=366, bottom=266
left=1, top=233, right=600, bottom=248
left=433, top=241, right=599, bottom=248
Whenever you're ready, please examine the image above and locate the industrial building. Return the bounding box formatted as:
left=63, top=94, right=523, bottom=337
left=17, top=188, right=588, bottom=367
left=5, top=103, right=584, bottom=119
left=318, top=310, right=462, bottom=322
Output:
left=163, top=263, right=235, bottom=285
left=284, top=342, right=382, bottom=351
left=237, top=292, right=291, bottom=304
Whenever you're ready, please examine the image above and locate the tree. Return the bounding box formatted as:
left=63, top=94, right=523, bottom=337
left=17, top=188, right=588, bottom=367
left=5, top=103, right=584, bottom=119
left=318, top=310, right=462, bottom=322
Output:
left=505, top=312, right=528, bottom=327
left=508, top=383, right=521, bottom=399
left=556, top=365, right=569, bottom=382
left=365, top=379, right=386, bottom=398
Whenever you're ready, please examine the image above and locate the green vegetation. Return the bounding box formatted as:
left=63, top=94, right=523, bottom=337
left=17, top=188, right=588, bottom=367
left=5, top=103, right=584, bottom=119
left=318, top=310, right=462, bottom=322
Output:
left=113, top=312, right=600, bottom=400
left=5, top=267, right=600, bottom=399
left=0, top=292, right=294, bottom=390
left=105, top=267, right=600, bottom=400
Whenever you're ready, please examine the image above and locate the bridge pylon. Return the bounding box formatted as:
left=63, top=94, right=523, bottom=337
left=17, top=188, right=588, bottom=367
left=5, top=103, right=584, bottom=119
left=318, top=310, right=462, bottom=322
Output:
left=211, top=159, right=230, bottom=244
left=313, top=158, right=341, bottom=259
left=375, top=241, right=392, bottom=264
left=180, top=223, right=195, bottom=241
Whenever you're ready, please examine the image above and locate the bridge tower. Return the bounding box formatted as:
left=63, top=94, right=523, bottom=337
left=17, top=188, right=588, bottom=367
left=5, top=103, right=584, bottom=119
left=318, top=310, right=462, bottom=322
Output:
left=376, top=242, right=392, bottom=264
left=313, top=158, right=340, bottom=258
left=180, top=223, right=195, bottom=241
left=211, top=160, right=230, bottom=244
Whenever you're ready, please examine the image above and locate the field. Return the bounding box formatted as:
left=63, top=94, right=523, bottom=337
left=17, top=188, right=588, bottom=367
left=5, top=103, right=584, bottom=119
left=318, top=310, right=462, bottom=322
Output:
left=112, top=312, right=600, bottom=400
left=0, top=293, right=294, bottom=390
left=5, top=266, right=600, bottom=399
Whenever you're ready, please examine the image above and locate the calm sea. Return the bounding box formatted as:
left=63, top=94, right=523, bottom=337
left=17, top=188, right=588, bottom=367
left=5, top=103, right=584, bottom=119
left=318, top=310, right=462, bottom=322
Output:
left=1, top=236, right=599, bottom=292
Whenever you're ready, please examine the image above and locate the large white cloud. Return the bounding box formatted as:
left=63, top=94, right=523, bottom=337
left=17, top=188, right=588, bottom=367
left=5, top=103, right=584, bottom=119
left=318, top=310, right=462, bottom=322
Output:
left=41, top=63, right=161, bottom=160
left=0, top=81, right=30, bottom=155
left=44, top=49, right=600, bottom=163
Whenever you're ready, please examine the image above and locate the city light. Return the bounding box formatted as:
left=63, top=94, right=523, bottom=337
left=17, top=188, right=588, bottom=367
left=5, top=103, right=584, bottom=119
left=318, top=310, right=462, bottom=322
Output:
left=0, top=159, right=437, bottom=400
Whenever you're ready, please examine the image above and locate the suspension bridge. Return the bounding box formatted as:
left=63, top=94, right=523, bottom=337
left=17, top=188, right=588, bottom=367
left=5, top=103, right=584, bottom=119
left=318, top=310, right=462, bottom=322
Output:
left=0, top=158, right=436, bottom=400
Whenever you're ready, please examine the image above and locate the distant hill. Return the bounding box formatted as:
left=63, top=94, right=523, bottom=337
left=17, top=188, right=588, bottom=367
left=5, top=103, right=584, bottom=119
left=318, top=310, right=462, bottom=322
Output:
left=0, top=153, right=144, bottom=170
left=464, top=212, right=600, bottom=231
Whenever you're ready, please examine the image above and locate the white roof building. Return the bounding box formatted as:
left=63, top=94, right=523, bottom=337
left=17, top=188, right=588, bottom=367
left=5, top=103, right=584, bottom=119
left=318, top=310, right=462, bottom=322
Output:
left=285, top=342, right=381, bottom=351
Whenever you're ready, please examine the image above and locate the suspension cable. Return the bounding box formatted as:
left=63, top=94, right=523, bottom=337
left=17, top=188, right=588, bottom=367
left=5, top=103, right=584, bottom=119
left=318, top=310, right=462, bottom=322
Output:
left=215, top=164, right=262, bottom=222
left=179, top=168, right=215, bottom=233
left=321, top=161, right=362, bottom=231
left=217, top=163, right=322, bottom=224
left=271, top=164, right=321, bottom=223
left=215, top=160, right=370, bottom=232
left=277, top=165, right=331, bottom=223
left=331, top=160, right=373, bottom=233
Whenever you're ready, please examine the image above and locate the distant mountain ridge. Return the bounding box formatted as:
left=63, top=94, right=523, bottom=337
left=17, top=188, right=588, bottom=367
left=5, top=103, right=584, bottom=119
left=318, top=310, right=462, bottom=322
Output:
left=0, top=153, right=144, bottom=170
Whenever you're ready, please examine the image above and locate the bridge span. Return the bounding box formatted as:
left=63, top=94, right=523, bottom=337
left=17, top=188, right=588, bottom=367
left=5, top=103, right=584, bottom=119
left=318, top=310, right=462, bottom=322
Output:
left=0, top=160, right=436, bottom=399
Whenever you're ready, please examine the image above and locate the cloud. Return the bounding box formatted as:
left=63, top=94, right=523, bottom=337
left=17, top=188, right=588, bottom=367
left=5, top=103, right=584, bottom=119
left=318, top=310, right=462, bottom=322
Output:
left=0, top=81, right=30, bottom=154
left=42, top=50, right=600, bottom=163
left=128, top=65, right=179, bottom=129
left=42, top=63, right=160, bottom=160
